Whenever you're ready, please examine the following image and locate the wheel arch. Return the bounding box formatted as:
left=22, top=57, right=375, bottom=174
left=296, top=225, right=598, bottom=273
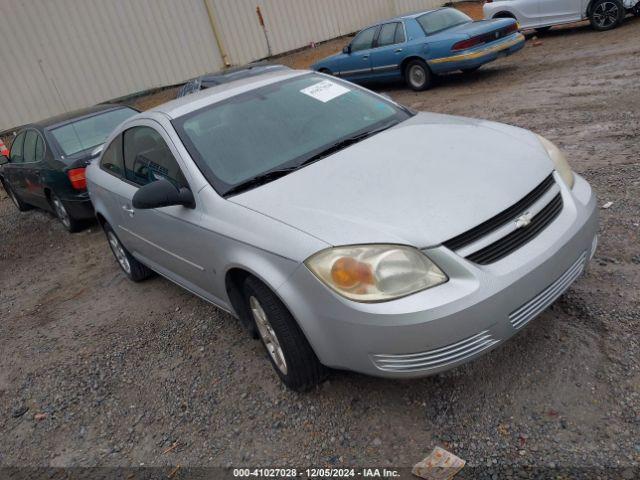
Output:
left=493, top=11, right=517, bottom=19
left=400, top=55, right=430, bottom=77
left=224, top=264, right=301, bottom=339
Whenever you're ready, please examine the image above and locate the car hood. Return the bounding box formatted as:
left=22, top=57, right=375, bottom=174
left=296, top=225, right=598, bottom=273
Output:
left=230, top=112, right=554, bottom=248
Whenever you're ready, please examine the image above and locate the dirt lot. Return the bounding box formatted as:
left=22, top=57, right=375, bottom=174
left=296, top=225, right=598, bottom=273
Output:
left=1, top=6, right=639, bottom=476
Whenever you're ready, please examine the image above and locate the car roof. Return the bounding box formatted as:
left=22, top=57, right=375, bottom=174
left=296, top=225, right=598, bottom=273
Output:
left=194, top=63, right=290, bottom=88
left=21, top=103, right=134, bottom=131
left=370, top=7, right=440, bottom=25
left=150, top=69, right=309, bottom=120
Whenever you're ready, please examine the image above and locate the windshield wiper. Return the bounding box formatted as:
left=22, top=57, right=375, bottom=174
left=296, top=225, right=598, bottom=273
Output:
left=223, top=167, right=299, bottom=197
left=298, top=122, right=398, bottom=168
left=223, top=122, right=398, bottom=197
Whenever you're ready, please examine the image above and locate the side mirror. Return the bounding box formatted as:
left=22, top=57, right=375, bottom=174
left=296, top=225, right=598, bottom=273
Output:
left=0, top=155, right=9, bottom=165
left=342, top=45, right=351, bottom=55
left=132, top=179, right=195, bottom=210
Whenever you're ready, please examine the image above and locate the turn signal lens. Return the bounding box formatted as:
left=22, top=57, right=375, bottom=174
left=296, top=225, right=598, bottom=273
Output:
left=67, top=167, right=87, bottom=190
left=306, top=245, right=448, bottom=303
left=331, top=257, right=374, bottom=290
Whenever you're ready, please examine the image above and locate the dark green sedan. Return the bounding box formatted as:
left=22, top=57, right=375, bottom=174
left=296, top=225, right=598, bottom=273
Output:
left=0, top=104, right=138, bottom=232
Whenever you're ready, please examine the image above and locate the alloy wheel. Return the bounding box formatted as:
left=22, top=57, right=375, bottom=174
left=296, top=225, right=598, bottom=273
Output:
left=52, top=195, right=71, bottom=228
left=249, top=296, right=288, bottom=375
left=593, top=2, right=619, bottom=28
left=107, top=231, right=132, bottom=275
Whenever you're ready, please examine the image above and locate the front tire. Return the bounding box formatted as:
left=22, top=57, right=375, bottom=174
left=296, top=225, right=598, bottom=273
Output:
left=243, top=276, right=326, bottom=391
left=404, top=59, right=432, bottom=91
left=590, top=0, right=624, bottom=30
left=3, top=180, right=32, bottom=212
left=103, top=222, right=154, bottom=282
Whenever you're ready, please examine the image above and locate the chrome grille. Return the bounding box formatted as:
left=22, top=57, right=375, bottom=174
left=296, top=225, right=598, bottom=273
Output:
left=444, top=174, right=555, bottom=252
left=371, top=330, right=499, bottom=373
left=509, top=252, right=587, bottom=330
left=467, top=194, right=564, bottom=265
left=444, top=174, right=564, bottom=265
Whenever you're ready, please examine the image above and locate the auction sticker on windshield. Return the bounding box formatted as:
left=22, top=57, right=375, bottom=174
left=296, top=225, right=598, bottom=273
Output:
left=301, top=80, right=350, bottom=103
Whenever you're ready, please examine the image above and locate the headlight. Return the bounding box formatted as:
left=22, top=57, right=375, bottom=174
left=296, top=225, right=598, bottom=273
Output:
left=305, top=244, right=448, bottom=302
left=536, top=134, right=574, bottom=189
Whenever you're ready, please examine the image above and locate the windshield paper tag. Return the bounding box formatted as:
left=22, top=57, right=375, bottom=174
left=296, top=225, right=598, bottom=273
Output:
left=301, top=80, right=350, bottom=103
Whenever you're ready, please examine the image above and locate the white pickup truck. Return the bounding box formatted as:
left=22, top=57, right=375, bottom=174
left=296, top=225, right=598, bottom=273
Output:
left=483, top=0, right=640, bottom=31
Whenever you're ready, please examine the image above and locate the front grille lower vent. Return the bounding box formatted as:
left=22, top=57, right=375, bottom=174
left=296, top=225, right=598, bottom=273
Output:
left=371, top=330, right=499, bottom=373
left=509, top=252, right=587, bottom=329
left=467, top=193, right=563, bottom=265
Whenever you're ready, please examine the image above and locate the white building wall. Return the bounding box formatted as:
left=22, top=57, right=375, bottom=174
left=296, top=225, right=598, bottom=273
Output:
left=0, top=0, right=461, bottom=131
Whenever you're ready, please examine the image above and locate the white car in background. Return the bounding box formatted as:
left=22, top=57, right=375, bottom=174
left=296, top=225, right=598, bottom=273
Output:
left=483, top=0, right=640, bottom=31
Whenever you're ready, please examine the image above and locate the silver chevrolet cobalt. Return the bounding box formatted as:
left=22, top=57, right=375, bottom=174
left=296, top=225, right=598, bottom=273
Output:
left=87, top=70, right=597, bottom=390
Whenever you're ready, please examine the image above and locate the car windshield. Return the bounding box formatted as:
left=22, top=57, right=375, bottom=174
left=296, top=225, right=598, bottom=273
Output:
left=417, top=8, right=472, bottom=35
left=173, top=74, right=411, bottom=196
left=49, top=107, right=138, bottom=156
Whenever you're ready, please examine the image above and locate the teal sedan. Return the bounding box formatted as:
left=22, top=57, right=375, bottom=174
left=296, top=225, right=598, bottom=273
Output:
left=312, top=8, right=525, bottom=91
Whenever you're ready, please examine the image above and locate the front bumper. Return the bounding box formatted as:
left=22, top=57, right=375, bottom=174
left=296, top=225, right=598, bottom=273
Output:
left=277, top=173, right=597, bottom=378
left=428, top=33, right=526, bottom=74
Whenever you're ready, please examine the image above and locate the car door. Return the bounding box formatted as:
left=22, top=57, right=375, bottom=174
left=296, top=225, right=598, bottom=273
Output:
left=115, top=122, right=215, bottom=298
left=537, top=0, right=582, bottom=25
left=335, top=26, right=377, bottom=81
left=20, top=129, right=48, bottom=208
left=5, top=131, right=26, bottom=197
left=369, top=21, right=406, bottom=80
left=506, top=0, right=542, bottom=28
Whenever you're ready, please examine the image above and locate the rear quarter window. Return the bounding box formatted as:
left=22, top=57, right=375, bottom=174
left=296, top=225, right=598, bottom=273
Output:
left=100, top=134, right=124, bottom=178
left=417, top=9, right=472, bottom=35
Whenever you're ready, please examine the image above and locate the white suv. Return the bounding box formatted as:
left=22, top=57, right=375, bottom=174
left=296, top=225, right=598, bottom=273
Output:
left=483, top=0, right=640, bottom=31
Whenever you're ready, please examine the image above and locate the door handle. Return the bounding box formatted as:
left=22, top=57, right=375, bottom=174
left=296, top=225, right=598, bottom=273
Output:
left=363, top=55, right=369, bottom=60
left=395, top=48, right=403, bottom=53
left=122, top=205, right=135, bottom=215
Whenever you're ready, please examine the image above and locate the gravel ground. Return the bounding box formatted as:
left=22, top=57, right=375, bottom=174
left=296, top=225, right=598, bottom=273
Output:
left=1, top=10, right=639, bottom=478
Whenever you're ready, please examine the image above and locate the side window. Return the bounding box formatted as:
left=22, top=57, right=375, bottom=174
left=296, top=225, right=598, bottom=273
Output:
left=9, top=132, right=26, bottom=163
left=123, top=126, right=187, bottom=188
left=22, top=130, right=38, bottom=163
left=100, top=134, right=124, bottom=177
left=377, top=23, right=400, bottom=47
left=394, top=23, right=406, bottom=44
left=351, top=26, right=377, bottom=52
left=35, top=134, right=45, bottom=162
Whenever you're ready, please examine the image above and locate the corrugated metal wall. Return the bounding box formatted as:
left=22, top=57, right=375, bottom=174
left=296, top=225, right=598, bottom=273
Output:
left=0, top=0, right=459, bottom=131
left=0, top=0, right=223, bottom=131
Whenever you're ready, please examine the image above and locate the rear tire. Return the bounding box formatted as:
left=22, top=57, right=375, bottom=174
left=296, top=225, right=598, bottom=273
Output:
left=243, top=276, right=326, bottom=391
left=404, top=59, right=432, bottom=91
left=103, top=222, right=154, bottom=282
left=633, top=3, right=640, bottom=16
left=3, top=180, right=32, bottom=212
left=50, top=192, right=82, bottom=232
left=589, top=0, right=624, bottom=30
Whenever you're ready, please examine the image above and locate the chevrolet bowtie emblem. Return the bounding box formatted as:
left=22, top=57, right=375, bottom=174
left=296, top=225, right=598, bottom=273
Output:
left=515, top=212, right=533, bottom=229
